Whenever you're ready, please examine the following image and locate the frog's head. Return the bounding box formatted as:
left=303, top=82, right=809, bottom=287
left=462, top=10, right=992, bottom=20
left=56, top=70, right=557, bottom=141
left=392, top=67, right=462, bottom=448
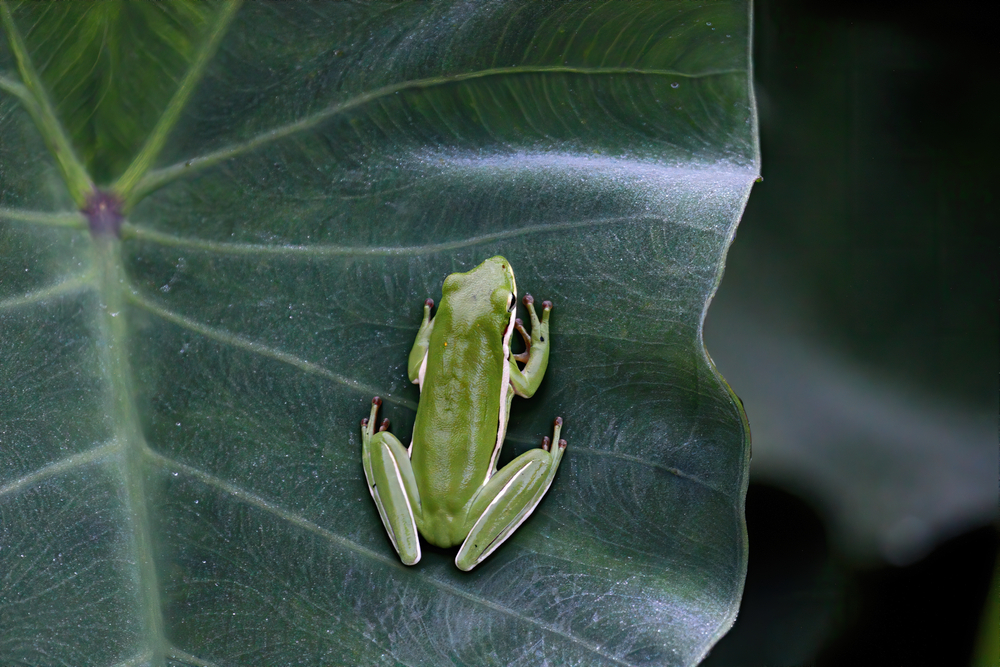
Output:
left=442, top=256, right=517, bottom=324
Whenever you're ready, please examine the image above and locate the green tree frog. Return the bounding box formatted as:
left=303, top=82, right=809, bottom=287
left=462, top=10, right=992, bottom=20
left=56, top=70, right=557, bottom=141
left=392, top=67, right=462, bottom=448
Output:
left=361, top=256, right=566, bottom=571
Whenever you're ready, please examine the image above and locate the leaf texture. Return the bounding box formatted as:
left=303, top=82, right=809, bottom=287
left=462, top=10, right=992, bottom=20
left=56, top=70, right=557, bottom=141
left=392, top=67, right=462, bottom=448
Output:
left=0, top=2, right=757, bottom=665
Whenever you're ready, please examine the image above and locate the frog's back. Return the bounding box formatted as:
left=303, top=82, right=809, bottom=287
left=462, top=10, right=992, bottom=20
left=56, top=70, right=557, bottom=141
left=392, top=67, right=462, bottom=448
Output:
left=410, top=265, right=514, bottom=523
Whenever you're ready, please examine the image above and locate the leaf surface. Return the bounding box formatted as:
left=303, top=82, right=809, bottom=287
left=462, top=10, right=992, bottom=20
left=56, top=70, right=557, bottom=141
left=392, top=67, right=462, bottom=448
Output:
left=0, top=2, right=756, bottom=665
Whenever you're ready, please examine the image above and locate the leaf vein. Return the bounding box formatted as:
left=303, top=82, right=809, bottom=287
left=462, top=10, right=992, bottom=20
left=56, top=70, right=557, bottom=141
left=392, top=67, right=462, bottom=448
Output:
left=115, top=1, right=242, bottom=200
left=570, top=447, right=725, bottom=496
left=0, top=270, right=95, bottom=311
left=0, top=207, right=88, bottom=229
left=0, top=440, right=120, bottom=499
left=132, top=65, right=744, bottom=200
left=125, top=291, right=417, bottom=411
left=125, top=214, right=644, bottom=257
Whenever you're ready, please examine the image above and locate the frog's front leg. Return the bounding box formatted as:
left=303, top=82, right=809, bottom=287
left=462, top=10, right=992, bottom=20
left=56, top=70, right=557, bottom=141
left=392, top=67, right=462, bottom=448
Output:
left=509, top=294, right=552, bottom=398
left=455, top=417, right=567, bottom=571
left=407, top=298, right=435, bottom=386
left=361, top=397, right=423, bottom=565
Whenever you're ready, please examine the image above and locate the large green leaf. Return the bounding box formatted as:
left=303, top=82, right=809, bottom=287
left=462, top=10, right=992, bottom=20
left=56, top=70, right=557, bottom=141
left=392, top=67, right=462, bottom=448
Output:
left=0, top=2, right=756, bottom=665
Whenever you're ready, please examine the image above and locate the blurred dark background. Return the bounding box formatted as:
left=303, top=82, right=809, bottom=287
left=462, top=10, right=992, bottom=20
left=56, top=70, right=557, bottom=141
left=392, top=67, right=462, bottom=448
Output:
left=701, top=0, right=997, bottom=664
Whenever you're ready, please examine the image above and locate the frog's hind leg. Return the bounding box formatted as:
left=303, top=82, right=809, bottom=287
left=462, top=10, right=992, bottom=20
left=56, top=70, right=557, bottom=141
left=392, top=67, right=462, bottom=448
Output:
left=361, top=397, right=423, bottom=565
left=455, top=417, right=566, bottom=571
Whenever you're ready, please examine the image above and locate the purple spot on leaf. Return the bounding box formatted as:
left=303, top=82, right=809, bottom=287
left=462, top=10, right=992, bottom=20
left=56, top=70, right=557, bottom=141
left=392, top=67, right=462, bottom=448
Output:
left=82, top=190, right=124, bottom=238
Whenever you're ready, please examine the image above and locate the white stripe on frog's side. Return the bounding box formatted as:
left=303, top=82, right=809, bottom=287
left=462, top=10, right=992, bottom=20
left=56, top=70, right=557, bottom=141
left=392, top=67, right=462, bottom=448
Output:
left=416, top=349, right=429, bottom=390
left=485, top=303, right=517, bottom=484
left=408, top=349, right=429, bottom=457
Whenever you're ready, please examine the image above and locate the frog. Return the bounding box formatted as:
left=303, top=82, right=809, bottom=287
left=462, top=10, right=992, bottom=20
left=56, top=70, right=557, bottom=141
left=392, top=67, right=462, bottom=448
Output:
left=361, top=256, right=565, bottom=571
